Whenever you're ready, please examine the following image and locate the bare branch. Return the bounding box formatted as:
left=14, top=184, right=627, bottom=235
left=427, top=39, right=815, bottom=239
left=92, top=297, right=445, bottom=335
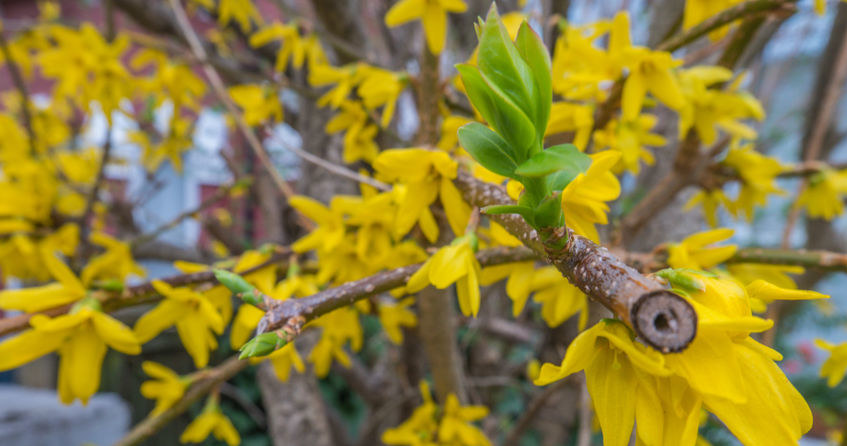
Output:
left=257, top=246, right=536, bottom=336
left=166, top=0, right=295, bottom=200
left=0, top=250, right=291, bottom=337
left=453, top=173, right=697, bottom=352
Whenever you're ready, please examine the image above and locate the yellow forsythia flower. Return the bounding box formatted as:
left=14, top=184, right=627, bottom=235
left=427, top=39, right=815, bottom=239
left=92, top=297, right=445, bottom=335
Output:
left=406, top=235, right=481, bottom=317
left=216, top=0, right=260, bottom=30
left=180, top=397, right=240, bottom=446
left=0, top=301, right=140, bottom=404
left=683, top=0, right=745, bottom=41
left=228, top=84, right=283, bottom=126
left=560, top=151, right=621, bottom=242
left=141, top=361, right=189, bottom=416
left=374, top=148, right=470, bottom=242
left=796, top=169, right=847, bottom=220
left=685, top=188, right=734, bottom=227
left=667, top=228, right=737, bottom=270
left=357, top=66, right=407, bottom=127
left=259, top=343, right=306, bottom=382
left=377, top=297, right=418, bottom=344
left=815, top=339, right=847, bottom=387
left=480, top=263, right=588, bottom=328
left=81, top=231, right=145, bottom=285
left=536, top=271, right=827, bottom=445
left=0, top=246, right=85, bottom=312
left=134, top=281, right=225, bottom=368
left=593, top=114, right=666, bottom=175
left=382, top=381, right=490, bottom=445
left=308, top=307, right=363, bottom=377
left=610, top=12, right=685, bottom=120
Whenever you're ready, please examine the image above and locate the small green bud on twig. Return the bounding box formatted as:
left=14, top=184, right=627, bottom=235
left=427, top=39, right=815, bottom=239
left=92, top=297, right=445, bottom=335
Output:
left=238, top=332, right=287, bottom=359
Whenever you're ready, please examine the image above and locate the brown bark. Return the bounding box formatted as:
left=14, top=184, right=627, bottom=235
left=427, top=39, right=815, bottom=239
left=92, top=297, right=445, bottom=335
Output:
left=454, top=173, right=697, bottom=352
left=257, top=335, right=334, bottom=446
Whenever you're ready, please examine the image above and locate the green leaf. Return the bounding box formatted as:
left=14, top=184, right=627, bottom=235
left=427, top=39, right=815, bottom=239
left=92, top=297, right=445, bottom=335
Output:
left=239, top=332, right=287, bottom=359
left=514, top=144, right=590, bottom=178
left=483, top=204, right=534, bottom=221
left=532, top=194, right=563, bottom=228
left=214, top=269, right=253, bottom=294
left=515, top=21, right=552, bottom=140
left=456, top=64, right=536, bottom=159
left=457, top=123, right=518, bottom=178
left=214, top=269, right=265, bottom=307
left=655, top=269, right=706, bottom=295
left=477, top=5, right=539, bottom=132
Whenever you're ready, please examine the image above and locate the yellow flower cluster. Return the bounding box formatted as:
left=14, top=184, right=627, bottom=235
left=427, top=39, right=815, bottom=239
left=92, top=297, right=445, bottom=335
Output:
left=382, top=382, right=490, bottom=446
left=535, top=271, right=827, bottom=445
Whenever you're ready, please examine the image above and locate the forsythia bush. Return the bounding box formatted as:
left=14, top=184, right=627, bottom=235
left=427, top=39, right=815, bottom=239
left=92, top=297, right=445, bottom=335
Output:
left=0, top=1, right=845, bottom=445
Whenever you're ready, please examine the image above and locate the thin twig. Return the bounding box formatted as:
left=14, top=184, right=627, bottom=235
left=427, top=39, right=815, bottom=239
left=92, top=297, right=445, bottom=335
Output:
left=264, top=125, right=391, bottom=191
left=258, top=246, right=537, bottom=335
left=781, top=17, right=847, bottom=248
left=219, top=382, right=267, bottom=429
left=502, top=379, right=570, bottom=446
left=129, top=178, right=253, bottom=247
left=166, top=0, right=295, bottom=200
left=80, top=124, right=113, bottom=250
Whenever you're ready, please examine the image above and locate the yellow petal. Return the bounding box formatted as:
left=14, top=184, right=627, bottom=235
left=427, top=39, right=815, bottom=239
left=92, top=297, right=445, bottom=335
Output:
left=456, top=265, right=481, bottom=317
left=745, top=279, right=828, bottom=302
left=587, top=349, right=637, bottom=446
left=428, top=243, right=469, bottom=288
left=439, top=178, right=471, bottom=237
left=622, top=71, right=647, bottom=120
left=133, top=300, right=184, bottom=343
left=385, top=0, right=425, bottom=27
left=181, top=412, right=217, bottom=443
left=422, top=2, right=447, bottom=54
left=176, top=316, right=212, bottom=368
left=92, top=311, right=141, bottom=355
left=41, top=246, right=85, bottom=294
left=0, top=328, right=63, bottom=371
left=534, top=324, right=601, bottom=385
left=664, top=330, right=746, bottom=404
left=230, top=304, right=266, bottom=349
left=59, top=324, right=107, bottom=404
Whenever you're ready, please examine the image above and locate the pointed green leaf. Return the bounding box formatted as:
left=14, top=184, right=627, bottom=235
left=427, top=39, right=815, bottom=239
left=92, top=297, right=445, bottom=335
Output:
left=214, top=269, right=253, bottom=294
left=515, top=21, right=552, bottom=139
left=456, top=64, right=536, bottom=160
left=655, top=269, right=706, bottom=295
left=215, top=269, right=265, bottom=307
left=514, top=144, right=590, bottom=178
left=477, top=5, right=539, bottom=130
left=457, top=122, right=518, bottom=178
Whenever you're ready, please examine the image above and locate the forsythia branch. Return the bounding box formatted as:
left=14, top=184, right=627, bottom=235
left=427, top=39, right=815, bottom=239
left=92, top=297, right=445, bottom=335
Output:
left=729, top=248, right=847, bottom=270
left=257, top=246, right=536, bottom=336
left=0, top=251, right=291, bottom=337
left=453, top=173, right=698, bottom=353
left=166, top=0, right=296, bottom=200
